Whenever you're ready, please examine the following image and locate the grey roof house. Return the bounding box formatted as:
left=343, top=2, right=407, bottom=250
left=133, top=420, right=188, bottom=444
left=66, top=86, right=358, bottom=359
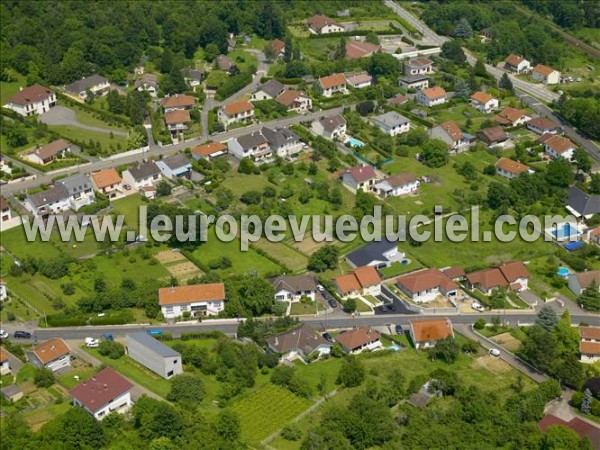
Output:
left=125, top=333, right=182, bottom=379
left=25, top=174, right=95, bottom=216
left=155, top=154, right=192, bottom=180
left=260, top=126, right=302, bottom=158
left=251, top=79, right=286, bottom=101
left=566, top=186, right=600, bottom=219
left=346, top=237, right=405, bottom=268
left=270, top=275, right=318, bottom=302
left=372, top=111, right=410, bottom=136
left=65, top=74, right=110, bottom=99
left=266, top=324, right=332, bottom=363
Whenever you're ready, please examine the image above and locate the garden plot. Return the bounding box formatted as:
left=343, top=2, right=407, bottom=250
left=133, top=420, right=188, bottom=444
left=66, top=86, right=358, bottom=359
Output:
left=156, top=250, right=204, bottom=282
left=491, top=332, right=522, bottom=352
left=474, top=354, right=512, bottom=374
left=289, top=235, right=344, bottom=256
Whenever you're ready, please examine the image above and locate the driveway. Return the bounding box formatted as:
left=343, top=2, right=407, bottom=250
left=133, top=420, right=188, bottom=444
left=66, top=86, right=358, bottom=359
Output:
left=39, top=106, right=128, bottom=136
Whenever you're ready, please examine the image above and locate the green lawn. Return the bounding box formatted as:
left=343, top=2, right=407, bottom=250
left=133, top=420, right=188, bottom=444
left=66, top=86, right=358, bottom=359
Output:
left=73, top=107, right=127, bottom=131
left=228, top=49, right=258, bottom=73
left=252, top=239, right=308, bottom=272
left=379, top=258, right=423, bottom=279
left=190, top=227, right=281, bottom=276
left=0, top=73, right=27, bottom=105
left=232, top=383, right=313, bottom=443
left=48, top=124, right=127, bottom=153
left=84, top=347, right=172, bottom=398
left=111, top=195, right=146, bottom=229
left=289, top=301, right=324, bottom=316
left=205, top=70, right=229, bottom=90
left=57, top=366, right=97, bottom=388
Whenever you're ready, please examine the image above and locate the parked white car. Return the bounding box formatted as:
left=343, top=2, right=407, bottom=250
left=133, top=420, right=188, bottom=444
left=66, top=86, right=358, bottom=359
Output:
left=471, top=302, right=484, bottom=312
left=85, top=337, right=99, bottom=348
left=316, top=284, right=325, bottom=292
left=0, top=329, right=8, bottom=339
left=489, top=348, right=501, bottom=357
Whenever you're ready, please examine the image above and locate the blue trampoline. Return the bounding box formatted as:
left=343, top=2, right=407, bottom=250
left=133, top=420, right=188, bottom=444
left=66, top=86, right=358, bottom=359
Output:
left=564, top=241, right=585, bottom=251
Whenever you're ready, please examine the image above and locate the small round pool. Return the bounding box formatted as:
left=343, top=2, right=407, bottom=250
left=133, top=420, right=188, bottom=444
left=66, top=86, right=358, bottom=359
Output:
left=557, top=266, right=570, bottom=277
left=389, top=344, right=401, bottom=351
left=400, top=259, right=411, bottom=265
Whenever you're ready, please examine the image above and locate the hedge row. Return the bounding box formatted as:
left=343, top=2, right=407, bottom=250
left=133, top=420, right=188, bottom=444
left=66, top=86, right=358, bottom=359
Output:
left=46, top=310, right=134, bottom=327
left=308, top=29, right=403, bottom=39
left=181, top=330, right=226, bottom=340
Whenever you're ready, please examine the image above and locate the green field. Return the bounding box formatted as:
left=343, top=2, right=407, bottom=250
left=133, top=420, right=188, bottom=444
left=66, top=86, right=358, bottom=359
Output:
left=227, top=49, right=258, bottom=73
left=73, top=107, right=128, bottom=132
left=0, top=73, right=27, bottom=105
left=48, top=124, right=127, bottom=152
left=233, top=383, right=313, bottom=443
left=252, top=239, right=308, bottom=272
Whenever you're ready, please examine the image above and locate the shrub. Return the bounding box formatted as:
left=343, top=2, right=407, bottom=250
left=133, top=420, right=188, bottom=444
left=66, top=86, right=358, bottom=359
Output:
left=167, top=374, right=205, bottom=403
left=281, top=425, right=302, bottom=441
left=34, top=368, right=55, bottom=387
left=474, top=318, right=486, bottom=329
left=98, top=340, right=125, bottom=359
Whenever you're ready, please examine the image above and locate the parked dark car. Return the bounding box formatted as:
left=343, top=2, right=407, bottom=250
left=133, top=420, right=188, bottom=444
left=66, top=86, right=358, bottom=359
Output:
left=322, top=332, right=335, bottom=343
left=395, top=324, right=404, bottom=334
left=379, top=305, right=389, bottom=312
left=13, top=330, right=32, bottom=339
left=388, top=303, right=397, bottom=312
left=328, top=299, right=338, bottom=308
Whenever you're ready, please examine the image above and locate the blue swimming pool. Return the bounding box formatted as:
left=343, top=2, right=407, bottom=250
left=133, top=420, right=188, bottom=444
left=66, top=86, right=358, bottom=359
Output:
left=551, top=223, right=580, bottom=240
left=345, top=136, right=365, bottom=148
left=557, top=266, right=571, bottom=277
left=389, top=344, right=401, bottom=351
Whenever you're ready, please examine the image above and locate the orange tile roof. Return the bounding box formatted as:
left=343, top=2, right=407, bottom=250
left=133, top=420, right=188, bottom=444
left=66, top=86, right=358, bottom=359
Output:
left=161, top=95, right=195, bottom=108
left=505, top=54, right=526, bottom=67
left=32, top=338, right=70, bottom=365
left=308, top=15, right=343, bottom=32
left=33, top=139, right=71, bottom=161
left=528, top=117, right=558, bottom=130
left=353, top=266, right=381, bottom=288
left=336, top=326, right=381, bottom=351
left=533, top=64, right=557, bottom=76
left=498, top=261, right=529, bottom=282
left=440, top=120, right=463, bottom=141
left=421, top=86, right=446, bottom=100
left=165, top=109, right=191, bottom=124
left=580, top=326, right=600, bottom=340
left=271, top=39, right=285, bottom=55
left=471, top=91, right=494, bottom=104
left=494, top=107, right=528, bottom=125
left=0, top=347, right=8, bottom=362
left=397, top=268, right=457, bottom=294
left=384, top=173, right=418, bottom=188
left=540, top=134, right=576, bottom=154
left=222, top=100, right=253, bottom=116
left=580, top=341, right=600, bottom=355
left=335, top=273, right=362, bottom=295
left=192, top=141, right=227, bottom=157
left=495, top=157, right=531, bottom=175
left=442, top=266, right=465, bottom=279
left=466, top=268, right=509, bottom=290
left=91, top=168, right=121, bottom=189
left=158, top=283, right=225, bottom=306
left=319, top=73, right=347, bottom=89
left=275, top=90, right=305, bottom=107
left=409, top=318, right=453, bottom=343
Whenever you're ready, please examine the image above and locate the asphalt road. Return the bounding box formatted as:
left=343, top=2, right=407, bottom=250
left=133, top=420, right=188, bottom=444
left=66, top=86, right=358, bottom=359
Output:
left=0, top=106, right=345, bottom=197
left=3, top=311, right=597, bottom=341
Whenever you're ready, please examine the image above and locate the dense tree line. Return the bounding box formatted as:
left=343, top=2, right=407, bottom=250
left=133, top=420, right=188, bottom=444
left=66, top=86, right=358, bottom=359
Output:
left=521, top=0, right=600, bottom=29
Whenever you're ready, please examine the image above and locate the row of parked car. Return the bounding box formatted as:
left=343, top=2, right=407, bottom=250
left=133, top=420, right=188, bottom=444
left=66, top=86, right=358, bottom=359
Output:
left=0, top=330, right=32, bottom=339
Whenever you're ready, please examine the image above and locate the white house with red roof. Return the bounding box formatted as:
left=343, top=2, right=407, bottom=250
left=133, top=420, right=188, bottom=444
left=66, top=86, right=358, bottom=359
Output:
left=531, top=64, right=561, bottom=85
left=579, top=326, right=600, bottom=363
left=504, top=54, right=530, bottom=73
left=539, top=133, right=576, bottom=161
left=159, top=283, right=225, bottom=319
left=415, top=86, right=447, bottom=107
left=470, top=91, right=498, bottom=114
left=397, top=269, right=458, bottom=303
left=307, top=15, right=345, bottom=34
left=316, top=73, right=347, bottom=97
left=372, top=173, right=419, bottom=198
left=495, top=157, right=533, bottom=179
left=429, top=121, right=471, bottom=153
left=5, top=84, right=56, bottom=116
left=335, top=266, right=382, bottom=299
left=341, top=165, right=378, bottom=192
left=70, top=367, right=133, bottom=420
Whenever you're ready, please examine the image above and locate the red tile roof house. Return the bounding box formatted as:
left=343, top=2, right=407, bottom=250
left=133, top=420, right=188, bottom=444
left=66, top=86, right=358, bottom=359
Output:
left=159, top=283, right=225, bottom=319
left=25, top=139, right=72, bottom=165
left=161, top=94, right=195, bottom=112
left=265, top=323, right=331, bottom=363
left=579, top=326, right=600, bottom=363
left=539, top=133, right=577, bottom=161
left=504, top=54, right=531, bottom=73
left=315, top=73, right=348, bottom=97
left=465, top=261, right=529, bottom=295
left=346, top=72, right=374, bottom=89
left=409, top=318, right=454, bottom=349
left=270, top=38, right=286, bottom=58
left=470, top=91, right=499, bottom=114
left=275, top=90, right=313, bottom=112
left=27, top=338, right=71, bottom=373
left=341, top=165, right=378, bottom=192
left=217, top=100, right=254, bottom=129
left=415, top=86, right=447, bottom=107
left=495, top=157, right=533, bottom=179
left=527, top=117, right=560, bottom=135
left=531, top=64, right=561, bottom=85
left=493, top=107, right=531, bottom=127
left=191, top=141, right=228, bottom=161
left=335, top=266, right=382, bottom=299
left=164, top=109, right=192, bottom=137
left=336, top=326, right=382, bottom=354
left=539, top=414, right=600, bottom=449
left=396, top=269, right=459, bottom=303
left=70, top=367, right=133, bottom=420
left=429, top=120, right=472, bottom=153
left=91, top=168, right=123, bottom=199
left=4, top=84, right=57, bottom=117
left=307, top=14, right=345, bottom=35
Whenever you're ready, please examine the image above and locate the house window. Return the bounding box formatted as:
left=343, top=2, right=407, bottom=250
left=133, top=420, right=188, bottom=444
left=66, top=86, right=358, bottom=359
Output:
left=167, top=370, right=174, bottom=378
left=165, top=306, right=174, bottom=314
left=173, top=360, right=178, bottom=364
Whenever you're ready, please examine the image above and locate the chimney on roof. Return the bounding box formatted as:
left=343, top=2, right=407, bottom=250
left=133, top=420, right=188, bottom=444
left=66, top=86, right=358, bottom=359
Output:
left=104, top=384, right=108, bottom=390
left=19, top=86, right=23, bottom=91
left=51, top=346, right=55, bottom=351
